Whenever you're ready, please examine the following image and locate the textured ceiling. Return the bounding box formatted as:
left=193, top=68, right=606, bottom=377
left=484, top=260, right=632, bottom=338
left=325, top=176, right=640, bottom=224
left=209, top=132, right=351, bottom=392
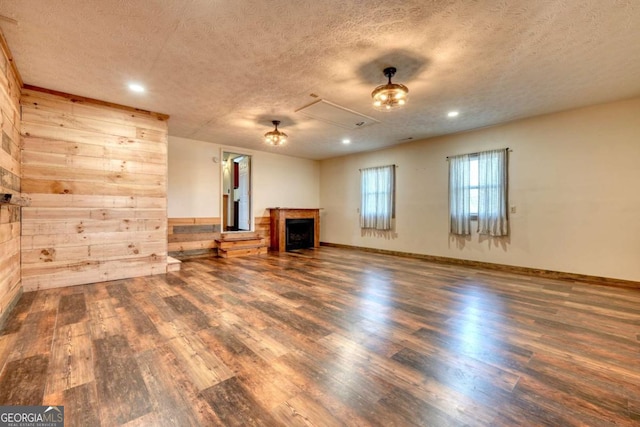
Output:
left=1, top=0, right=639, bottom=159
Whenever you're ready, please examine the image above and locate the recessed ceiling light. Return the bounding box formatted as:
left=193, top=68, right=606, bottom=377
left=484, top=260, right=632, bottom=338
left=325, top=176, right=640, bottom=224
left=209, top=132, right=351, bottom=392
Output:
left=128, top=83, right=145, bottom=93
left=342, top=139, right=351, bottom=144
left=447, top=111, right=459, bottom=118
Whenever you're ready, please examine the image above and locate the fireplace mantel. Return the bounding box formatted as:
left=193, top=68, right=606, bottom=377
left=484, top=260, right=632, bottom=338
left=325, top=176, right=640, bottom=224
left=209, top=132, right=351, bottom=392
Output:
left=268, top=208, right=320, bottom=252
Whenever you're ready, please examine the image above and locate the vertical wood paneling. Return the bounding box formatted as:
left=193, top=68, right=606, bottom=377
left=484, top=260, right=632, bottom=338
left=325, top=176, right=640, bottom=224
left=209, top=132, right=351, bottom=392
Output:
left=20, top=88, right=169, bottom=291
left=0, top=32, right=22, bottom=328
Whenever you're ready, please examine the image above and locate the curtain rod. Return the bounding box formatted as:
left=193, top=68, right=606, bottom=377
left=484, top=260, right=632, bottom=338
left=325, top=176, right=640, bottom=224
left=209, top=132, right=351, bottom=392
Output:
left=359, top=164, right=398, bottom=171
left=446, top=147, right=511, bottom=160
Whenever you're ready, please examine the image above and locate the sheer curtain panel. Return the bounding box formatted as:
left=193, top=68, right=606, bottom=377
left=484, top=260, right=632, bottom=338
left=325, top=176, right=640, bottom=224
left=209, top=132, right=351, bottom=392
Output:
left=478, top=149, right=508, bottom=236
left=360, top=165, right=394, bottom=230
left=449, top=154, right=472, bottom=235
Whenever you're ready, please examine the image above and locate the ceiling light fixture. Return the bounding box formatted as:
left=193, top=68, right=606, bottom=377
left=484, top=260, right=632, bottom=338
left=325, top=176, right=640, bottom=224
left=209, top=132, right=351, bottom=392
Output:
left=372, top=67, right=408, bottom=111
left=128, top=83, right=145, bottom=93
left=342, top=139, right=351, bottom=144
left=448, top=111, right=459, bottom=117
left=264, top=120, right=287, bottom=146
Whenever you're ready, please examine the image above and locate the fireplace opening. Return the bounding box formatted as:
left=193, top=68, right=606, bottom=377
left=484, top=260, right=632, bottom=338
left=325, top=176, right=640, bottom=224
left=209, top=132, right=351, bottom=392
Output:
left=286, top=218, right=314, bottom=251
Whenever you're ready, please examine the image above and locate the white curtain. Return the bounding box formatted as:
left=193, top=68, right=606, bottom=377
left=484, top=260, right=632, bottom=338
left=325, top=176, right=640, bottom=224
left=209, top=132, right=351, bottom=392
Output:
left=449, top=154, right=471, bottom=235
left=360, top=165, right=394, bottom=230
left=478, top=149, right=508, bottom=236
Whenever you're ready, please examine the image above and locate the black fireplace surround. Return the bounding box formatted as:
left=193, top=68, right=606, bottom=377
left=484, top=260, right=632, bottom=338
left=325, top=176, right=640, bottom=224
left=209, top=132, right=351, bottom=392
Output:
left=285, top=218, right=315, bottom=251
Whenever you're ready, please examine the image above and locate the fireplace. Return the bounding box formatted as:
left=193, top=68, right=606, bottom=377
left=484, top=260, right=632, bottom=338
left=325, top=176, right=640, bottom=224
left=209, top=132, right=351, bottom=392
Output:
left=286, top=219, right=314, bottom=250
left=269, top=208, right=320, bottom=252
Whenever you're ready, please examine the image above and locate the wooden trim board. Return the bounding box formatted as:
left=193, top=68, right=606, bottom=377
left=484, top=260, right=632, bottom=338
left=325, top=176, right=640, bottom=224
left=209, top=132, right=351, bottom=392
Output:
left=23, top=84, right=169, bottom=121
left=0, top=28, right=22, bottom=87
left=0, top=286, right=21, bottom=330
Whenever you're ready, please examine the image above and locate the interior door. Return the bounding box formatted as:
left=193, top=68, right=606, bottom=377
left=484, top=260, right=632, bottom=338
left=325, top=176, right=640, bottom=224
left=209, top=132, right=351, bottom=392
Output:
left=222, top=151, right=251, bottom=232
left=237, top=156, right=250, bottom=230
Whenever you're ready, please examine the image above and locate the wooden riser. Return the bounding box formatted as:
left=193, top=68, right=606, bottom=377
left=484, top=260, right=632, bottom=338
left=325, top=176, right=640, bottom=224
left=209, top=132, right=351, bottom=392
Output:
left=218, top=246, right=268, bottom=258
left=167, top=256, right=181, bottom=272
left=216, top=239, right=265, bottom=250
left=215, top=232, right=268, bottom=258
left=167, top=264, right=181, bottom=272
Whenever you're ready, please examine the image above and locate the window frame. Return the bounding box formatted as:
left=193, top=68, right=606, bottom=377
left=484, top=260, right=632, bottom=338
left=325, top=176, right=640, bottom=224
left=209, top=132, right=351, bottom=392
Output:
left=360, top=165, right=396, bottom=230
left=449, top=148, right=509, bottom=237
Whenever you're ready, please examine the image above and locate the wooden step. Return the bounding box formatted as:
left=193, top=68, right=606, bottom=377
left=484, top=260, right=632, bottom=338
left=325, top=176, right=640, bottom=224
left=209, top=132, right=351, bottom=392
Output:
left=216, top=238, right=265, bottom=250
left=218, top=245, right=268, bottom=258
left=167, top=256, right=181, bottom=272
left=215, top=233, right=268, bottom=258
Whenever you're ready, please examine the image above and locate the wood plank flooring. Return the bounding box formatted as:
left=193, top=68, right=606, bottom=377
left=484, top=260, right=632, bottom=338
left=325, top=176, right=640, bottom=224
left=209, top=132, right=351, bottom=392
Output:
left=1, top=247, right=639, bottom=426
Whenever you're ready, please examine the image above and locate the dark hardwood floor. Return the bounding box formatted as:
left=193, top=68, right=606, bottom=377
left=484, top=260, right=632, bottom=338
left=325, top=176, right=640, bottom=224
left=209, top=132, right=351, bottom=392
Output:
left=1, top=247, right=639, bottom=426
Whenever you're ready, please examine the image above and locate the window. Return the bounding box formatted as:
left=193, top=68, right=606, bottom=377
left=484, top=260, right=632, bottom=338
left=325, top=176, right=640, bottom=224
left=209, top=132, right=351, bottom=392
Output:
left=469, top=157, right=479, bottom=217
left=449, top=149, right=508, bottom=236
left=360, top=165, right=395, bottom=230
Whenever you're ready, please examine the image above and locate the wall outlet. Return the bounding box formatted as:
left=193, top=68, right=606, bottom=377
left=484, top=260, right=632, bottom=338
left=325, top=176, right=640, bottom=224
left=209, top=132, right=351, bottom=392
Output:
left=510, top=205, right=517, bottom=214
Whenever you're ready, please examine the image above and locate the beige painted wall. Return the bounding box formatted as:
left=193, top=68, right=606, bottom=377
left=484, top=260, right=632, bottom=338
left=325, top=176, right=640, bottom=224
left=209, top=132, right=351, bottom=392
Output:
left=320, top=97, right=640, bottom=282
left=168, top=137, right=220, bottom=218
left=168, top=136, right=320, bottom=220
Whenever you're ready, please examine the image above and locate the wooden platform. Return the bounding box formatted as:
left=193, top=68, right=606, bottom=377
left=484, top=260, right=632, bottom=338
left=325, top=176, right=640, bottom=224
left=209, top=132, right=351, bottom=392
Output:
left=215, top=232, right=268, bottom=258
left=0, top=247, right=638, bottom=426
left=166, top=256, right=181, bottom=272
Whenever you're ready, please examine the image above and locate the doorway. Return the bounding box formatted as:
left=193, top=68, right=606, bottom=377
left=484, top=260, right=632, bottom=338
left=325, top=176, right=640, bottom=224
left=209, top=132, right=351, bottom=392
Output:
left=222, top=151, right=252, bottom=232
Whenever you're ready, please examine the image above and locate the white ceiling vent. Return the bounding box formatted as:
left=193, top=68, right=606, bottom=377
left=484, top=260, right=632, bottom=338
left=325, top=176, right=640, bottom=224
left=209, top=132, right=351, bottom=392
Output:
left=295, top=99, right=379, bottom=130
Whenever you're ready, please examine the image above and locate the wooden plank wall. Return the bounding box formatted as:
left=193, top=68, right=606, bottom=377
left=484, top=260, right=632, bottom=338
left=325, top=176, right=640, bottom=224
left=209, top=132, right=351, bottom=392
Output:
left=168, top=216, right=270, bottom=259
left=168, top=217, right=220, bottom=259
left=255, top=216, right=270, bottom=247
left=0, top=37, right=22, bottom=325
left=20, top=88, right=169, bottom=291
